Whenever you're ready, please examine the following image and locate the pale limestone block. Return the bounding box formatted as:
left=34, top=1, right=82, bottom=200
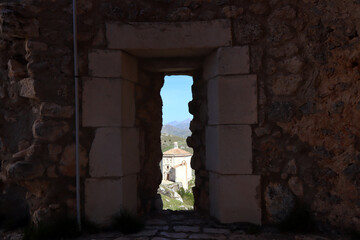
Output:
left=19, top=78, right=38, bottom=99
left=203, top=46, right=250, bottom=80
left=85, top=176, right=137, bottom=225
left=106, top=20, right=232, bottom=57
left=82, top=78, right=135, bottom=127
left=206, top=125, right=252, bottom=174
left=209, top=173, right=261, bottom=224
left=208, top=75, right=257, bottom=125
left=88, top=49, right=137, bottom=81
left=89, top=128, right=139, bottom=177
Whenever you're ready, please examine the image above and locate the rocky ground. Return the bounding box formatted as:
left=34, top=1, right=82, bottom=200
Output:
left=158, top=181, right=194, bottom=211
left=1, top=211, right=354, bottom=240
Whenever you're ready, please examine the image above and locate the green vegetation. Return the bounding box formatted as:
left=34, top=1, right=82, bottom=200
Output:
left=23, top=215, right=79, bottom=240
left=161, top=194, right=193, bottom=211
left=160, top=179, right=195, bottom=211
left=162, top=124, right=191, bottom=138
left=111, top=209, right=144, bottom=234
left=161, top=133, right=193, bottom=153
left=177, top=187, right=194, bottom=207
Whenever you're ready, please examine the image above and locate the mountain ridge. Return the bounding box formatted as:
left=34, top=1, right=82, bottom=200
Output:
left=162, top=118, right=191, bottom=138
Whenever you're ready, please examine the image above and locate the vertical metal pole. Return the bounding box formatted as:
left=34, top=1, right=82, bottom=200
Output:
left=72, top=0, right=81, bottom=232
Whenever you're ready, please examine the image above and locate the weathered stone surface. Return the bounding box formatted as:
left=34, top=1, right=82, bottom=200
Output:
left=268, top=22, right=294, bottom=45
left=203, top=228, right=230, bottom=234
left=82, top=78, right=135, bottom=127
left=0, top=86, right=5, bottom=99
left=206, top=125, right=252, bottom=174
left=173, top=226, right=200, bottom=233
left=203, top=46, right=249, bottom=80
left=40, top=102, right=74, bottom=118
left=284, top=159, right=297, bottom=175
left=288, top=176, right=304, bottom=197
left=89, top=128, right=140, bottom=177
left=254, top=126, right=272, bottom=137
left=46, top=166, right=58, bottom=178
left=32, top=119, right=70, bottom=142
left=189, top=233, right=226, bottom=239
left=159, top=231, right=188, bottom=238
left=265, top=183, right=295, bottom=223
left=0, top=11, right=39, bottom=38
left=234, top=17, right=264, bottom=45
left=209, top=173, right=261, bottom=224
left=27, top=61, right=49, bottom=76
left=48, top=144, right=62, bottom=162
left=85, top=176, right=137, bottom=225
left=88, top=49, right=138, bottom=81
left=8, top=59, right=27, bottom=78
left=7, top=161, right=44, bottom=180
left=207, top=75, right=257, bottom=125
left=0, top=186, right=29, bottom=229
left=59, top=143, right=88, bottom=177
left=106, top=20, right=232, bottom=57
left=12, top=144, right=36, bottom=159
left=268, top=101, right=294, bottom=122
left=92, top=27, right=106, bottom=46
left=18, top=140, right=30, bottom=151
left=24, top=180, right=49, bottom=198
left=249, top=3, right=268, bottom=15
left=167, top=7, right=192, bottom=21
left=271, top=74, right=303, bottom=95
left=0, top=0, right=359, bottom=233
left=282, top=56, right=304, bottom=74
left=19, top=78, right=38, bottom=99
left=127, top=229, right=158, bottom=238
left=269, top=5, right=297, bottom=20
left=250, top=45, right=264, bottom=73
left=268, top=42, right=299, bottom=58
left=221, top=6, right=243, bottom=18
left=25, top=41, right=48, bottom=53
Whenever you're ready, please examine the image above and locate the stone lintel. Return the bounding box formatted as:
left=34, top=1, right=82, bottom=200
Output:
left=106, top=20, right=232, bottom=58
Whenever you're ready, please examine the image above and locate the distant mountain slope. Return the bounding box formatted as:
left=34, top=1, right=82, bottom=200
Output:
left=166, top=118, right=192, bottom=130
left=161, top=125, right=191, bottom=138
left=162, top=118, right=192, bottom=138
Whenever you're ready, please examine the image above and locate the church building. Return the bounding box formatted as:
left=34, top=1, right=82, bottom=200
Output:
left=161, top=142, right=192, bottom=190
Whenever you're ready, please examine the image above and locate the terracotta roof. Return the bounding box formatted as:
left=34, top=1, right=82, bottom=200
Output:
left=163, top=148, right=192, bottom=156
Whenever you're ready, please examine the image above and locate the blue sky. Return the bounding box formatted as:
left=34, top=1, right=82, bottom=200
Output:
left=161, top=75, right=193, bottom=124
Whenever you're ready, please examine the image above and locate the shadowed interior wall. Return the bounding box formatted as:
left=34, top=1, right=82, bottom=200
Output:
left=0, top=0, right=359, bottom=232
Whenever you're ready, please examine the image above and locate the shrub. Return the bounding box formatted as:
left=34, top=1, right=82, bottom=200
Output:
left=177, top=187, right=194, bottom=206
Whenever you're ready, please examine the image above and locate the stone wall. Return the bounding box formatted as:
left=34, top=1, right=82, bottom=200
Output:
left=0, top=0, right=359, bottom=232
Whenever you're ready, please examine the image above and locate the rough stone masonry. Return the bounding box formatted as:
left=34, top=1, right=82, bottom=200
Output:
left=0, top=0, right=359, bottom=234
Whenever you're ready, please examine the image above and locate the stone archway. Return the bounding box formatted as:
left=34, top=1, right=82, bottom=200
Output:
left=82, top=20, right=260, bottom=225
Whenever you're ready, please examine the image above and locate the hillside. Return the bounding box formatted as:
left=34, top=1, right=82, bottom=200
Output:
left=161, top=125, right=191, bottom=138
left=161, top=133, right=193, bottom=154
left=166, top=118, right=192, bottom=130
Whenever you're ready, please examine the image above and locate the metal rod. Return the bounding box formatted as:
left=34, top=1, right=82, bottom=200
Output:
left=72, top=0, right=81, bottom=232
